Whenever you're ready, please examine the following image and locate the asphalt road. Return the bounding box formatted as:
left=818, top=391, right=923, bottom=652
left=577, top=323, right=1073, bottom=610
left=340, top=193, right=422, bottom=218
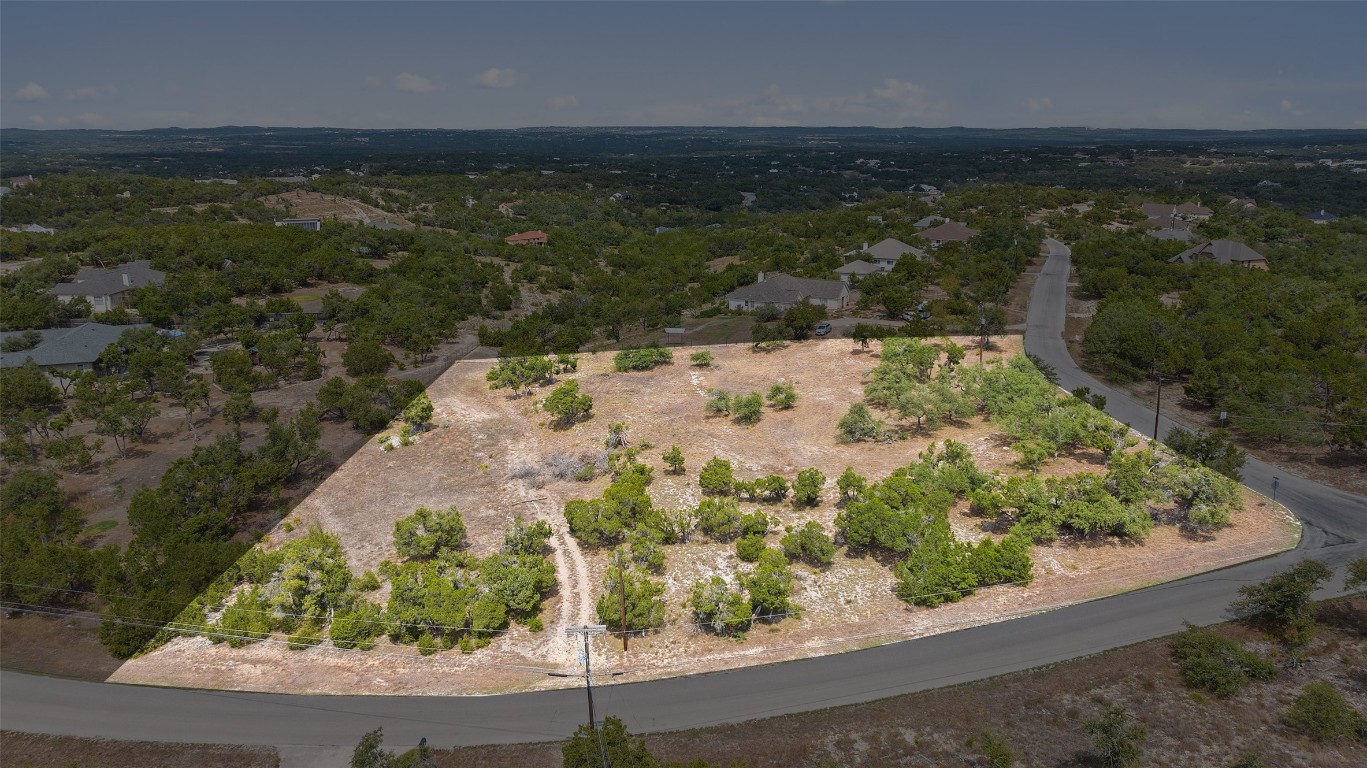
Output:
left=2, top=240, right=1363, bottom=760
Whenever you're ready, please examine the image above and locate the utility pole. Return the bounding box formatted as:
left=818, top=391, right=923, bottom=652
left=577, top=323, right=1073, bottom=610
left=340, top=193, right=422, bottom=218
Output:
left=552, top=625, right=610, bottom=768
left=615, top=551, right=629, bottom=652
left=1152, top=373, right=1165, bottom=440
left=977, top=306, right=987, bottom=365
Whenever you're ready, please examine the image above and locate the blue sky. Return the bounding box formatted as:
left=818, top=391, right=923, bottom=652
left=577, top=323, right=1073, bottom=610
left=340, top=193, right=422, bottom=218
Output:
left=2, top=1, right=1364, bottom=130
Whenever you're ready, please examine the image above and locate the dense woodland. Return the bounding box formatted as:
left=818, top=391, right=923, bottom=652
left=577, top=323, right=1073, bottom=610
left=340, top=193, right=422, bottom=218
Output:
left=1066, top=202, right=1367, bottom=454
left=1, top=132, right=1363, bottom=659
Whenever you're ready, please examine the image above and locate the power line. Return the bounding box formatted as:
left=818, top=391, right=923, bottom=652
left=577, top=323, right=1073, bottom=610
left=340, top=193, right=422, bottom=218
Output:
left=0, top=599, right=558, bottom=675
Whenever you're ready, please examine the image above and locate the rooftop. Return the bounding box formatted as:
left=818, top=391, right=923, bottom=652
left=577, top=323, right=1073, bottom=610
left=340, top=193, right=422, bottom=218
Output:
left=0, top=322, right=150, bottom=369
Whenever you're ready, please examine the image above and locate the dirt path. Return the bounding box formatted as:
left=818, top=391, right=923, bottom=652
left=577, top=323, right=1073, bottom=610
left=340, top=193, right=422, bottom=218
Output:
left=105, top=339, right=1298, bottom=696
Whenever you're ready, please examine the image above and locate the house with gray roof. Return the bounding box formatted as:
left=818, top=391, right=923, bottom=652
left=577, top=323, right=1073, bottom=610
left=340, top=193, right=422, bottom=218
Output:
left=52, top=260, right=165, bottom=313
left=843, top=238, right=929, bottom=273
left=834, top=260, right=882, bottom=282
left=915, top=221, right=978, bottom=249
left=1307, top=209, right=1339, bottom=224
left=1168, top=240, right=1268, bottom=270
left=0, top=322, right=149, bottom=380
left=725, top=272, right=849, bottom=312
left=4, top=223, right=56, bottom=235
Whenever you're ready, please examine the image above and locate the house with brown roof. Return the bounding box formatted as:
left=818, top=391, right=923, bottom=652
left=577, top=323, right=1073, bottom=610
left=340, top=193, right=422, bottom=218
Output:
left=915, top=221, right=978, bottom=250
left=1176, top=202, right=1213, bottom=220
left=505, top=230, right=549, bottom=246
left=725, top=272, right=849, bottom=312
left=1168, top=240, right=1268, bottom=270
left=52, top=260, right=166, bottom=312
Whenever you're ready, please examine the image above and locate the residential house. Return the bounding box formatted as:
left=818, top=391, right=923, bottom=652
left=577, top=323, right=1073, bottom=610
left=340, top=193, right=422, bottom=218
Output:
left=833, top=260, right=882, bottom=283
left=913, top=215, right=947, bottom=229
left=915, top=221, right=978, bottom=250
left=1176, top=202, right=1213, bottom=220
left=852, top=238, right=929, bottom=272
left=4, top=175, right=35, bottom=188
left=0, top=322, right=150, bottom=380
left=275, top=218, right=322, bottom=231
left=505, top=230, right=549, bottom=246
left=725, top=272, right=850, bottom=312
left=4, top=224, right=56, bottom=235
left=52, top=260, right=166, bottom=312
left=1307, top=209, right=1339, bottom=225
left=1168, top=240, right=1268, bottom=270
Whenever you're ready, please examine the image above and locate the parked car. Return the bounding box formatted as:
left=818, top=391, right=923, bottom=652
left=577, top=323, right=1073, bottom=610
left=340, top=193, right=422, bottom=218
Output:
left=814, top=321, right=833, bottom=336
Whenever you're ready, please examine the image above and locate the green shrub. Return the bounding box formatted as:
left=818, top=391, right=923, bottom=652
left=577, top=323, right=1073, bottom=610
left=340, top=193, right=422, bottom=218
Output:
left=286, top=621, right=325, bottom=650
left=354, top=569, right=381, bottom=592
left=330, top=601, right=385, bottom=650
left=1287, top=681, right=1366, bottom=741
left=793, top=468, right=825, bottom=506
left=837, top=403, right=884, bottom=442
left=766, top=382, right=797, bottom=409
left=688, top=576, right=752, bottom=637
left=699, top=456, right=735, bottom=495
left=696, top=497, right=742, bottom=540
left=662, top=445, right=685, bottom=474
left=781, top=521, right=836, bottom=567
left=1171, top=623, right=1277, bottom=697
left=736, top=534, right=767, bottom=562
left=732, top=391, right=764, bottom=424
left=613, top=346, right=673, bottom=372
left=690, top=350, right=714, bottom=367
left=704, top=389, right=732, bottom=416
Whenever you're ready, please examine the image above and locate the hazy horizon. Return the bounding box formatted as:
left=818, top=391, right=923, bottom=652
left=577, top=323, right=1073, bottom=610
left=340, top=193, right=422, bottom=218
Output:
left=2, top=1, right=1365, bottom=132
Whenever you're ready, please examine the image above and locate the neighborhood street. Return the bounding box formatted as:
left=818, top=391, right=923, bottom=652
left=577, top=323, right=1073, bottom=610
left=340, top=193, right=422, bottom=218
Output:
left=1, top=240, right=1363, bottom=764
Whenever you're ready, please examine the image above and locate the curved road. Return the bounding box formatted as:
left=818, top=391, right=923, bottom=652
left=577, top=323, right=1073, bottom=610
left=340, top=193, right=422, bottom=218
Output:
left=3, top=240, right=1364, bottom=762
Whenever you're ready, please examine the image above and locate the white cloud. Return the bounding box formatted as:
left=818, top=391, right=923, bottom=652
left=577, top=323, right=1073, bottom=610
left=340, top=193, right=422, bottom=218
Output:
left=64, top=86, right=114, bottom=101
left=364, top=76, right=381, bottom=89
left=1280, top=99, right=1307, bottom=116
left=1024, top=97, right=1054, bottom=113
left=869, top=78, right=943, bottom=119
left=472, top=68, right=522, bottom=89
left=29, top=114, right=44, bottom=126
left=76, top=112, right=104, bottom=126
left=546, top=94, right=578, bottom=109
left=392, top=72, right=442, bottom=93
left=15, top=82, right=49, bottom=102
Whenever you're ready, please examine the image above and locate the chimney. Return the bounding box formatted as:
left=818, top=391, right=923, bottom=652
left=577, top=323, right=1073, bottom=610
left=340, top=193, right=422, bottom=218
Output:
left=863, top=242, right=868, bottom=251
left=122, top=272, right=131, bottom=287
left=757, top=271, right=765, bottom=283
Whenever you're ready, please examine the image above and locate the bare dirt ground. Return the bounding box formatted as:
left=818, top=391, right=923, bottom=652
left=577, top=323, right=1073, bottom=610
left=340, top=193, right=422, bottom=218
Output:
left=259, top=190, right=414, bottom=229
left=1, top=731, right=279, bottom=768
left=1063, top=276, right=1366, bottom=495
left=107, top=336, right=1298, bottom=696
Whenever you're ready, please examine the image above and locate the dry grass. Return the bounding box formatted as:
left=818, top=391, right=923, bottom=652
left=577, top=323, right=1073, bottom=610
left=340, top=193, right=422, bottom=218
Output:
left=436, top=610, right=1367, bottom=767
left=0, top=732, right=279, bottom=768
left=106, top=337, right=1297, bottom=696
